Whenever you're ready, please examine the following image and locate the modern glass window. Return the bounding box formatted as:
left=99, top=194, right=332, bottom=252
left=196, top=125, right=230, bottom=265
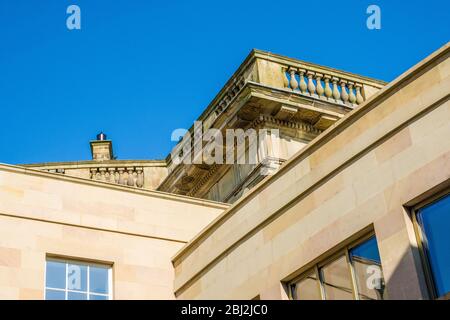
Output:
left=349, top=236, right=386, bottom=300
left=289, top=234, right=386, bottom=300
left=45, top=258, right=112, bottom=300
left=290, top=270, right=322, bottom=300
left=415, top=192, right=450, bottom=299
left=321, top=255, right=354, bottom=300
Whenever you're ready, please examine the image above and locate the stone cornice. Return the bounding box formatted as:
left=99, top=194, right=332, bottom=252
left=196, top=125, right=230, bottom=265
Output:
left=252, top=114, right=323, bottom=135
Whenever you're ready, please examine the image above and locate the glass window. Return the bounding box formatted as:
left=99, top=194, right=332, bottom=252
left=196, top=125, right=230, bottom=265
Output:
left=417, top=193, right=450, bottom=299
left=291, top=270, right=322, bottom=300
left=349, top=236, right=386, bottom=300
left=45, top=258, right=112, bottom=300
left=290, top=234, right=386, bottom=300
left=320, top=255, right=354, bottom=300
left=89, top=266, right=109, bottom=294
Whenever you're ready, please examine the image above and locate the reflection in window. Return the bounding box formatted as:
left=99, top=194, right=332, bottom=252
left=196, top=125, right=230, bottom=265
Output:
left=417, top=193, right=450, bottom=299
left=321, top=255, right=353, bottom=300
left=349, top=236, right=386, bottom=300
left=45, top=258, right=112, bottom=300
left=291, top=270, right=321, bottom=300
left=289, top=234, right=386, bottom=300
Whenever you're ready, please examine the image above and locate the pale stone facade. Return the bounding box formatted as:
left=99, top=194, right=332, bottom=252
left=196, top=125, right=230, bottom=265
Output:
left=172, top=43, right=450, bottom=300
left=0, top=43, right=448, bottom=300
left=0, top=164, right=226, bottom=299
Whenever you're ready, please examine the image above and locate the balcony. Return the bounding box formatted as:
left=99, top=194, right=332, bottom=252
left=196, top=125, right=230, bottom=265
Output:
left=158, top=49, right=386, bottom=202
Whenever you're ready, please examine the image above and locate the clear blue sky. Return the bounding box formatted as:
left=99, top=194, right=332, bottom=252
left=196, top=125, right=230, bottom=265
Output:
left=0, top=0, right=448, bottom=164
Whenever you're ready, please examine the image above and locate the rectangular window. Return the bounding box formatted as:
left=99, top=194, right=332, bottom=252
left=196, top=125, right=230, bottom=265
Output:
left=414, top=192, right=450, bottom=299
left=291, top=269, right=322, bottom=300
left=45, top=258, right=112, bottom=300
left=289, top=234, right=386, bottom=300
left=321, top=255, right=354, bottom=300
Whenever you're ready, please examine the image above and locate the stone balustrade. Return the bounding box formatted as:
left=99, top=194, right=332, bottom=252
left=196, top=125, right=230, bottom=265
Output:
left=90, top=166, right=145, bottom=188
left=164, top=49, right=386, bottom=177
left=23, top=160, right=168, bottom=190
left=282, top=66, right=365, bottom=106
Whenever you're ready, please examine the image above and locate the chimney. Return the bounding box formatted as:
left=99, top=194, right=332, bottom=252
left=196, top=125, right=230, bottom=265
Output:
left=90, top=132, right=114, bottom=161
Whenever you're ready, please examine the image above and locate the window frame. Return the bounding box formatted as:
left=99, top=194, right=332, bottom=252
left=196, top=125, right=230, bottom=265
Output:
left=411, top=189, right=450, bottom=300
left=288, top=232, right=384, bottom=300
left=44, top=256, right=113, bottom=300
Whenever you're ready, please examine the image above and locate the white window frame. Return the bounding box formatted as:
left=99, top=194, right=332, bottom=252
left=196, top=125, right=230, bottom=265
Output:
left=44, top=257, right=113, bottom=300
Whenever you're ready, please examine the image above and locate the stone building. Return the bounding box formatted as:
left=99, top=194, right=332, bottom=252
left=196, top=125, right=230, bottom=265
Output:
left=0, top=43, right=449, bottom=300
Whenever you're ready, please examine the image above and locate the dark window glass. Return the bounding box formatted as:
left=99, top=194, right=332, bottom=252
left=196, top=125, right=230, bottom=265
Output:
left=417, top=194, right=450, bottom=298
left=349, top=236, right=386, bottom=300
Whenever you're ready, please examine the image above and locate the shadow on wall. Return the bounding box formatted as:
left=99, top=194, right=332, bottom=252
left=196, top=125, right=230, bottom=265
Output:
left=384, top=244, right=430, bottom=300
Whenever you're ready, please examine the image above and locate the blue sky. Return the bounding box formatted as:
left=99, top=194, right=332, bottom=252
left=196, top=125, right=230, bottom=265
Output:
left=0, top=0, right=449, bottom=164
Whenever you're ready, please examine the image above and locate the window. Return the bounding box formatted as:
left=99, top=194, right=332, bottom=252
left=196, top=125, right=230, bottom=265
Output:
left=414, top=192, right=450, bottom=299
left=291, top=270, right=321, bottom=300
left=289, top=234, right=386, bottom=300
left=45, top=258, right=112, bottom=300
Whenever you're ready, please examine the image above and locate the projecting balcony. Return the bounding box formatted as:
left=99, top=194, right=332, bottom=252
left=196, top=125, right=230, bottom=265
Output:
left=158, top=49, right=386, bottom=201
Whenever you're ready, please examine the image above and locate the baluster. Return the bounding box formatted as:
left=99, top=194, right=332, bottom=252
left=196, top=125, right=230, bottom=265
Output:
left=332, top=77, right=340, bottom=100
left=90, top=168, right=97, bottom=180
left=348, top=82, right=356, bottom=104
left=299, top=69, right=307, bottom=93
left=224, top=93, right=231, bottom=105
left=99, top=168, right=107, bottom=181
left=127, top=168, right=135, bottom=186
left=282, top=67, right=289, bottom=89
left=136, top=168, right=144, bottom=188
left=316, top=73, right=324, bottom=97
left=118, top=168, right=125, bottom=185
left=288, top=67, right=298, bottom=91
left=324, top=75, right=332, bottom=99
left=108, top=168, right=116, bottom=183
left=355, top=84, right=364, bottom=104
left=340, top=80, right=349, bottom=103
left=306, top=71, right=316, bottom=95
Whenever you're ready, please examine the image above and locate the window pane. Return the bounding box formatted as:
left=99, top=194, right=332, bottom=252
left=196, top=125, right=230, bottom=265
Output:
left=417, top=194, right=450, bottom=298
left=320, top=255, right=353, bottom=300
left=68, top=291, right=87, bottom=300
left=67, top=263, right=87, bottom=291
left=89, top=266, right=109, bottom=294
left=349, top=236, right=386, bottom=300
left=89, top=294, right=108, bottom=300
left=291, top=271, right=321, bottom=300
left=46, top=289, right=65, bottom=300
left=45, top=260, right=66, bottom=289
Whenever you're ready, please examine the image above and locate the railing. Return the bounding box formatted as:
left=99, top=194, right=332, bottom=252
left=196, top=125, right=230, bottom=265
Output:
left=24, top=160, right=167, bottom=189
left=282, top=66, right=365, bottom=106
left=164, top=49, right=386, bottom=174
left=90, top=166, right=144, bottom=188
